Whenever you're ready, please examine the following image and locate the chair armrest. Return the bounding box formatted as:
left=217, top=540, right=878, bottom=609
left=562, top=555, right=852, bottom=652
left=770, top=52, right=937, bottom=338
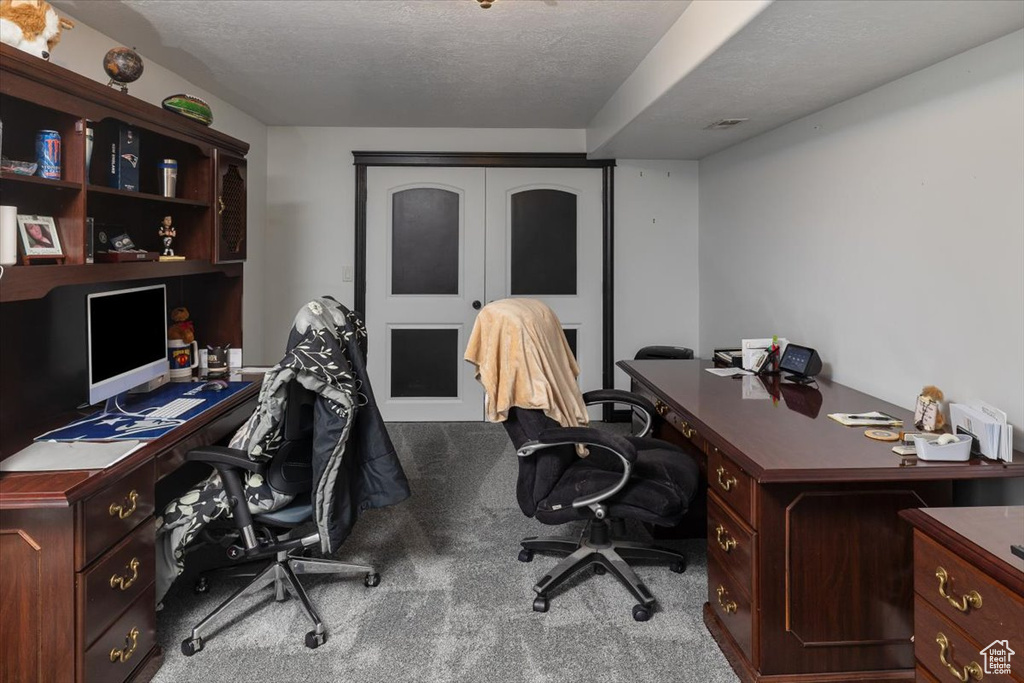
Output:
left=582, top=389, right=656, bottom=438
left=185, top=445, right=264, bottom=553
left=516, top=426, right=636, bottom=511
left=186, top=446, right=265, bottom=474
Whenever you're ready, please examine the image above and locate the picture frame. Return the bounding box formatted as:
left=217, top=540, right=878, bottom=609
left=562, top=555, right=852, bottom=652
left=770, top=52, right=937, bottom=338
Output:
left=17, top=214, right=63, bottom=257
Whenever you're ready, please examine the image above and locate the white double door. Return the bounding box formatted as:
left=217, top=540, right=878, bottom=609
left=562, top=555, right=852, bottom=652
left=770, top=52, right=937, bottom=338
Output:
left=366, top=166, right=603, bottom=421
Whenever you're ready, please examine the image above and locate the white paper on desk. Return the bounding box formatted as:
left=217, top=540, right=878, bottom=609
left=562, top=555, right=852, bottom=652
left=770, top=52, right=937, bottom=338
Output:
left=0, top=440, right=144, bottom=472
left=705, top=367, right=752, bottom=377
left=977, top=401, right=1012, bottom=462
left=741, top=338, right=789, bottom=371
left=950, top=403, right=1006, bottom=460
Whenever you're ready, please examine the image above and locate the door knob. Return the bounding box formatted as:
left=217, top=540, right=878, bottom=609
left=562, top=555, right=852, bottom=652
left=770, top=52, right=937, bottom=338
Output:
left=472, top=300, right=482, bottom=310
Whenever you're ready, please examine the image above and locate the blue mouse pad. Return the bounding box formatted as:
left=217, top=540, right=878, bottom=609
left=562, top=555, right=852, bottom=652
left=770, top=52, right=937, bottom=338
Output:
left=37, top=381, right=253, bottom=442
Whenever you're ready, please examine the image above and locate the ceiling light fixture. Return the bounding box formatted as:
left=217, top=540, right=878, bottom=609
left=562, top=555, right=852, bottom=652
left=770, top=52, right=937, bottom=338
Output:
left=477, top=0, right=494, bottom=8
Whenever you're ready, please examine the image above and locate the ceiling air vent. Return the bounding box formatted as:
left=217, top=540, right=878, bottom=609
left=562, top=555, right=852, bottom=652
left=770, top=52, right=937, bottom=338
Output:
left=704, top=118, right=749, bottom=130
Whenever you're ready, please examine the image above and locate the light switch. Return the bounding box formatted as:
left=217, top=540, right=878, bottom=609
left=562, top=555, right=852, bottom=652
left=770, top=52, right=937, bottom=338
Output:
left=342, top=266, right=353, bottom=282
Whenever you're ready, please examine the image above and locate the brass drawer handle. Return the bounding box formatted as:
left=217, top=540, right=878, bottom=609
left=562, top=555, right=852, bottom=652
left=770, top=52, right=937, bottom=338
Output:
left=108, top=490, right=138, bottom=519
left=218, top=195, right=226, bottom=215
left=716, top=585, right=737, bottom=614
left=109, top=627, right=139, bottom=663
left=716, top=466, right=737, bottom=492
left=654, top=400, right=669, bottom=417
left=679, top=420, right=697, bottom=439
left=935, top=567, right=982, bottom=613
left=935, top=632, right=983, bottom=681
left=715, top=524, right=737, bottom=553
left=109, top=558, right=140, bottom=591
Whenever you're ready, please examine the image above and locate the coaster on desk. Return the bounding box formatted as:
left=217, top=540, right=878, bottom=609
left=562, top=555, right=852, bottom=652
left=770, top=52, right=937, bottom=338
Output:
left=865, top=429, right=900, bottom=442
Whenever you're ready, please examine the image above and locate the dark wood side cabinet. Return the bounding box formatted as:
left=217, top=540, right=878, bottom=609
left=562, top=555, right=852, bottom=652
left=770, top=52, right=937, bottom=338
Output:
left=901, top=507, right=1023, bottom=683
left=617, top=360, right=1024, bottom=683
left=0, top=44, right=254, bottom=683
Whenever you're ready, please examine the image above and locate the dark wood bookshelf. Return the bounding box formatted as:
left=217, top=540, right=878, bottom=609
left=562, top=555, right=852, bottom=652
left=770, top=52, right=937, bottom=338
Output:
left=86, top=184, right=210, bottom=207
left=0, top=171, right=83, bottom=190
left=0, top=260, right=242, bottom=302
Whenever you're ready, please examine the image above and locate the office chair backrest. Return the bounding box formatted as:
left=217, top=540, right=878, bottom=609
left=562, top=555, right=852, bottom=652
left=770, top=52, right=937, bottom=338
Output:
left=503, top=407, right=580, bottom=517
left=265, top=381, right=316, bottom=495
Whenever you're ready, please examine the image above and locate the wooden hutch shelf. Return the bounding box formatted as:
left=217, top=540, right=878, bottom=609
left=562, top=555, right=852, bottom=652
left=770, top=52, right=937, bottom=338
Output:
left=0, top=260, right=242, bottom=302
left=86, top=184, right=211, bottom=207
left=0, top=171, right=83, bottom=190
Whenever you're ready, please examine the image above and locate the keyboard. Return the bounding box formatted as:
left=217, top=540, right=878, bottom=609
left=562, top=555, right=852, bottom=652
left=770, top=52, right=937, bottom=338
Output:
left=148, top=397, right=206, bottom=419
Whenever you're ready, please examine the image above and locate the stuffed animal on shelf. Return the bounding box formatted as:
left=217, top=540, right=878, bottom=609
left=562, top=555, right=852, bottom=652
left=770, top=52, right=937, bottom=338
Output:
left=167, top=307, right=195, bottom=345
left=914, top=385, right=946, bottom=432
left=0, top=0, right=74, bottom=61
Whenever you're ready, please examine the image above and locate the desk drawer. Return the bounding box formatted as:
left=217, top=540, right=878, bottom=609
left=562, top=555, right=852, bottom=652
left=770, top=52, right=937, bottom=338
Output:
left=707, top=493, right=754, bottom=598
left=651, top=397, right=706, bottom=451
left=708, top=446, right=753, bottom=526
left=80, top=461, right=155, bottom=568
left=82, top=582, right=156, bottom=683
left=914, top=532, right=1024, bottom=659
left=708, top=554, right=753, bottom=661
left=914, top=598, right=1017, bottom=683
left=78, top=519, right=155, bottom=649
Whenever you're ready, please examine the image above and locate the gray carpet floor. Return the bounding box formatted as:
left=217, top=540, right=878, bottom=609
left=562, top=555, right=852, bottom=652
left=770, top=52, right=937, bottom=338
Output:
left=153, top=422, right=739, bottom=683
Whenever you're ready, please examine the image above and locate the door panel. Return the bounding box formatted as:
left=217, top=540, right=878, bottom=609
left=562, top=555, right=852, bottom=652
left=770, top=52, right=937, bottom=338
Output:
left=485, top=168, right=603, bottom=402
left=367, top=167, right=486, bottom=421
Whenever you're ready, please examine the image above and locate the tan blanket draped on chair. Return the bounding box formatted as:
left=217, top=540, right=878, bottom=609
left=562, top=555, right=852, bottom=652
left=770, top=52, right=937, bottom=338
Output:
left=465, top=298, right=589, bottom=433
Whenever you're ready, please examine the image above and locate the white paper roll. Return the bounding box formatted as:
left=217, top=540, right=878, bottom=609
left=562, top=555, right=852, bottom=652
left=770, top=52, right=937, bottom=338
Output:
left=0, top=205, right=18, bottom=266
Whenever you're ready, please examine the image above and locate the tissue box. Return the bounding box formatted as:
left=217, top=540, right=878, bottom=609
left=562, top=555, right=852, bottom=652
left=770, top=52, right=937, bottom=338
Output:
left=913, top=434, right=971, bottom=462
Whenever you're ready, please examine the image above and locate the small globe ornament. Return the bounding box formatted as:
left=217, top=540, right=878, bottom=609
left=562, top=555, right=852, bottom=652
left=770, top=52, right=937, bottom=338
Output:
left=103, top=47, right=144, bottom=94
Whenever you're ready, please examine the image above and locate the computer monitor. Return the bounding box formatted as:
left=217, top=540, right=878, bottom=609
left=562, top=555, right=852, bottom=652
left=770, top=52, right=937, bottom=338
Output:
left=87, top=284, right=168, bottom=406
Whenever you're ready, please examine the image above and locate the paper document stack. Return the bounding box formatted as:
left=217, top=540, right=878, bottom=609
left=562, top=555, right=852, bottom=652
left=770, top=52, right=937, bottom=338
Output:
left=949, top=402, right=1014, bottom=462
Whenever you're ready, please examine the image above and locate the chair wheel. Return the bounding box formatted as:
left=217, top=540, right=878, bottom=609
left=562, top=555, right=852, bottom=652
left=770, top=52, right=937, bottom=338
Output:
left=593, top=564, right=607, bottom=575
left=364, top=572, right=381, bottom=588
left=181, top=637, right=203, bottom=656
left=194, top=577, right=209, bottom=593
left=533, top=596, right=549, bottom=613
left=305, top=630, right=326, bottom=649
left=669, top=560, right=686, bottom=574
left=632, top=604, right=652, bottom=622
left=518, top=549, right=534, bottom=563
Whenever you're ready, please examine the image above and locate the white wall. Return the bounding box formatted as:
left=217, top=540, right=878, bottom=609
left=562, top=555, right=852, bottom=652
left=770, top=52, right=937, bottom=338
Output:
left=266, top=129, right=696, bottom=368
left=614, top=160, right=700, bottom=389
left=699, top=32, right=1024, bottom=469
left=50, top=15, right=269, bottom=363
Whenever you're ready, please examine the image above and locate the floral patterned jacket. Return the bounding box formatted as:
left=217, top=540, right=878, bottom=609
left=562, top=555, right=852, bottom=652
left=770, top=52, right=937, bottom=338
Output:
left=241, top=296, right=411, bottom=551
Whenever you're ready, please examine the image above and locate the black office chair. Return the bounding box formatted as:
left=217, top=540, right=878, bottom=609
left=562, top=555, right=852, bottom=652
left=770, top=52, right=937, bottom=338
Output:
left=179, top=382, right=379, bottom=655
left=504, top=389, right=700, bottom=621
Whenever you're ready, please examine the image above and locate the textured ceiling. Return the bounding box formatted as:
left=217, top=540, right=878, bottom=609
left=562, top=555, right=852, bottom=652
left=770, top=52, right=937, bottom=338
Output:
left=595, top=0, right=1024, bottom=159
left=53, top=0, right=690, bottom=127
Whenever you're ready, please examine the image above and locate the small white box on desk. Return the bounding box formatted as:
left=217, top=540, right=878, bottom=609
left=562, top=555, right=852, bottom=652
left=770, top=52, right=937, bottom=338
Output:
left=913, top=434, right=971, bottom=462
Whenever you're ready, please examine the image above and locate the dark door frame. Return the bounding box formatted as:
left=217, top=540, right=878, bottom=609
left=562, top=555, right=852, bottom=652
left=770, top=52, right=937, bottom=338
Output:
left=353, top=151, right=618, bottom=421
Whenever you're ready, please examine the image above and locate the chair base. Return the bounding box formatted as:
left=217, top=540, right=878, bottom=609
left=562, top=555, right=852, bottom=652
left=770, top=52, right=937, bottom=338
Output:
left=181, top=548, right=377, bottom=655
left=520, top=519, right=685, bottom=619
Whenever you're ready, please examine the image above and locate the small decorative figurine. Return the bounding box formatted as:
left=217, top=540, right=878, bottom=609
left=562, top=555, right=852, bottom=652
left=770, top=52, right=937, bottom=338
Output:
left=914, top=385, right=946, bottom=432
left=158, top=215, right=176, bottom=256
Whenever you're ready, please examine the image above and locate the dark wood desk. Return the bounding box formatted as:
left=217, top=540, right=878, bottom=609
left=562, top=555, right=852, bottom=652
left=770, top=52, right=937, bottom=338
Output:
left=617, top=360, right=1023, bottom=683
left=0, top=380, right=260, bottom=683
left=901, top=507, right=1023, bottom=683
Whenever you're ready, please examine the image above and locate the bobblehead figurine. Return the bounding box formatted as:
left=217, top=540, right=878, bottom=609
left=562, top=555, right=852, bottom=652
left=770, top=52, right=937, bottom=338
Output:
left=158, top=215, right=176, bottom=256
